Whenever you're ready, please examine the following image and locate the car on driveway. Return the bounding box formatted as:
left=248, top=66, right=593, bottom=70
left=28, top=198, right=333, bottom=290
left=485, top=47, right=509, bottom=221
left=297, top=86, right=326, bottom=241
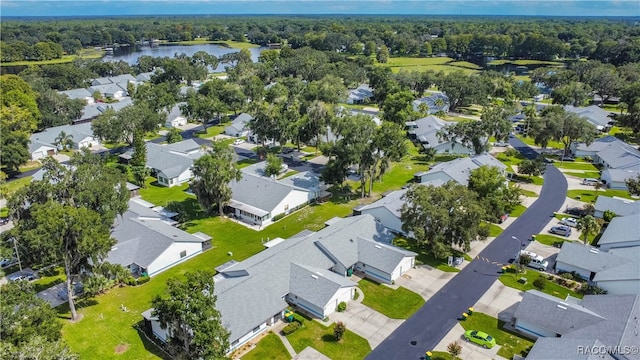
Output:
left=560, top=217, right=578, bottom=227
left=493, top=141, right=509, bottom=147
left=560, top=156, right=575, bottom=162
left=233, top=139, right=244, bottom=145
left=464, top=330, right=496, bottom=349
left=8, top=271, right=37, bottom=282
left=565, top=207, right=586, bottom=217
left=550, top=225, right=572, bottom=237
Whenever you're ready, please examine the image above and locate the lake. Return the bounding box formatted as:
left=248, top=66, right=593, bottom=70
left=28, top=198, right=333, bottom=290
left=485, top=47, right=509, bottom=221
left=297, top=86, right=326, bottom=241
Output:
left=106, top=43, right=266, bottom=72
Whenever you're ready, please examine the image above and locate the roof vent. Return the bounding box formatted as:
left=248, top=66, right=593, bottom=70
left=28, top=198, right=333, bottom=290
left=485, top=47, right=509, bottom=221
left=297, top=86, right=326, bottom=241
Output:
left=311, top=275, right=318, bottom=279
left=375, top=245, right=382, bottom=249
left=557, top=305, right=567, bottom=310
left=589, top=249, right=599, bottom=254
left=316, top=271, right=323, bottom=276
left=173, top=235, right=178, bottom=238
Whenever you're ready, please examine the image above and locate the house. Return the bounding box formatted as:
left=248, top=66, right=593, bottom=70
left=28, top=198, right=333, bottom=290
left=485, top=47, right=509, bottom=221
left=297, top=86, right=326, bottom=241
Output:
left=601, top=168, right=640, bottom=190
left=227, top=162, right=320, bottom=227
left=570, top=135, right=621, bottom=157
left=136, top=72, right=155, bottom=82
left=91, top=74, right=136, bottom=86
left=224, top=113, right=253, bottom=137
left=107, top=199, right=212, bottom=277
left=406, top=116, right=471, bottom=154
left=570, top=136, right=640, bottom=180
left=59, top=88, right=94, bottom=104
left=142, top=215, right=415, bottom=352
left=88, top=83, right=128, bottom=99
left=554, top=242, right=629, bottom=281
left=513, top=290, right=640, bottom=360
left=120, top=139, right=207, bottom=187
left=413, top=154, right=507, bottom=185
left=29, top=122, right=101, bottom=159
left=347, top=84, right=373, bottom=104
left=592, top=247, right=640, bottom=295
left=564, top=105, right=613, bottom=131
left=411, top=92, right=450, bottom=114
left=593, top=141, right=640, bottom=171
left=597, top=215, right=640, bottom=251
left=165, top=103, right=187, bottom=128
left=353, top=189, right=408, bottom=235
left=593, top=196, right=640, bottom=218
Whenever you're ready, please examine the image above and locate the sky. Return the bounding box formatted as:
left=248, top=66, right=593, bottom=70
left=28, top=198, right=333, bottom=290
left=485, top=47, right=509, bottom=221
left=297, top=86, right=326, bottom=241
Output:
left=1, top=0, right=638, bottom=17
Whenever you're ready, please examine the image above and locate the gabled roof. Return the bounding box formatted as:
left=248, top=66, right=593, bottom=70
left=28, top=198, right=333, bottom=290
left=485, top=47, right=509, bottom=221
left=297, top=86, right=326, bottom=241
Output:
left=573, top=135, right=622, bottom=153
left=514, top=290, right=605, bottom=335
left=59, top=88, right=92, bottom=100
left=527, top=338, right=616, bottom=360
left=166, top=102, right=186, bottom=122
left=348, top=84, right=373, bottom=102
left=411, top=92, right=450, bottom=113
left=593, top=139, right=640, bottom=169
left=556, top=242, right=627, bottom=274
left=594, top=196, right=640, bottom=217
left=109, top=74, right=136, bottom=83
left=136, top=72, right=155, bottom=82
left=230, top=175, right=297, bottom=214
left=564, top=105, right=612, bottom=128
left=144, top=140, right=207, bottom=178
left=289, top=263, right=355, bottom=309
left=598, top=215, right=640, bottom=246
left=602, top=168, right=640, bottom=183
left=416, top=154, right=506, bottom=186
left=354, top=188, right=407, bottom=217
left=88, top=83, right=128, bottom=95
left=29, top=122, right=96, bottom=148
left=357, top=237, right=416, bottom=273
left=29, top=139, right=57, bottom=153
left=227, top=113, right=253, bottom=132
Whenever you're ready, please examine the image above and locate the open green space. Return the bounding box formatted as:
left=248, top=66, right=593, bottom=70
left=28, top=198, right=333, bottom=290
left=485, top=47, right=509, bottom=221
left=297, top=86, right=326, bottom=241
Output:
left=499, top=267, right=582, bottom=300
left=448, top=61, right=483, bottom=70
left=358, top=278, right=425, bottom=319
left=393, top=238, right=467, bottom=272
left=1, top=48, right=104, bottom=66
left=458, top=312, right=534, bottom=359
left=286, top=317, right=371, bottom=360
left=566, top=189, right=634, bottom=203
left=139, top=179, right=194, bottom=206
left=564, top=171, right=601, bottom=179
left=380, top=56, right=479, bottom=74
left=1, top=176, right=33, bottom=198
left=515, top=135, right=564, bottom=150
left=241, top=332, right=290, bottom=360
left=196, top=124, right=226, bottom=138
left=554, top=162, right=599, bottom=171
left=487, top=59, right=563, bottom=66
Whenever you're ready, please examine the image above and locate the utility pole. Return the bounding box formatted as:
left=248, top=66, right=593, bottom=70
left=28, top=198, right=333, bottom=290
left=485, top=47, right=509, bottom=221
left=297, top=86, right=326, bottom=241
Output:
left=11, top=237, right=23, bottom=273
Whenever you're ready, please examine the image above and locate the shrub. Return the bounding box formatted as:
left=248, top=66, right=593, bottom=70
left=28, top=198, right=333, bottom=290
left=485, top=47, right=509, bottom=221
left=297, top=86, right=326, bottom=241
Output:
left=353, top=289, right=360, bottom=300
left=337, top=301, right=347, bottom=312
left=533, top=276, right=547, bottom=290
left=561, top=272, right=574, bottom=280
left=136, top=275, right=150, bottom=285
left=282, top=322, right=301, bottom=336
left=334, top=321, right=346, bottom=341
left=292, top=314, right=305, bottom=325
left=125, top=276, right=136, bottom=286
left=272, top=213, right=286, bottom=222
left=505, top=148, right=520, bottom=157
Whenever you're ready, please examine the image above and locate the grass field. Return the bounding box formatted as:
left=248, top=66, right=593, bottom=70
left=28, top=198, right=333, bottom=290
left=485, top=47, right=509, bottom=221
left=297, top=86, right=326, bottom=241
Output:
left=380, top=57, right=479, bottom=74
left=286, top=317, right=371, bottom=360
left=488, top=223, right=504, bottom=237
left=499, top=267, right=582, bottom=300
left=1, top=48, right=104, bottom=66
left=534, top=234, right=572, bottom=247
left=564, top=171, right=601, bottom=179
left=554, top=162, right=599, bottom=171
left=1, top=176, right=33, bottom=198
left=393, top=238, right=468, bottom=272
left=458, top=312, right=534, bottom=359
left=510, top=204, right=527, bottom=217
left=241, top=332, right=290, bottom=360
left=520, top=189, right=538, bottom=198
left=487, top=59, right=563, bottom=66
left=515, top=135, right=564, bottom=150
left=566, top=189, right=634, bottom=203
left=358, top=278, right=425, bottom=319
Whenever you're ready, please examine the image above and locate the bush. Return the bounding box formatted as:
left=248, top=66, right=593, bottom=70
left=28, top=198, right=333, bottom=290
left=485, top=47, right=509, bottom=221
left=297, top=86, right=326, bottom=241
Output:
left=125, top=276, right=136, bottom=286
left=292, top=313, right=305, bottom=325
left=533, top=276, right=547, bottom=290
left=136, top=275, right=150, bottom=285
left=272, top=213, right=286, bottom=222
left=337, top=301, right=347, bottom=312
left=353, top=289, right=360, bottom=300
left=561, top=272, right=574, bottom=280
left=282, top=322, right=301, bottom=336
left=505, top=148, right=520, bottom=157
left=334, top=321, right=346, bottom=341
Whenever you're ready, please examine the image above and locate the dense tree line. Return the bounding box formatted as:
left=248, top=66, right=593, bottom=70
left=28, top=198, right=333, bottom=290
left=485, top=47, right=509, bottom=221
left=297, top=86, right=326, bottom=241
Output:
left=2, top=16, right=639, bottom=64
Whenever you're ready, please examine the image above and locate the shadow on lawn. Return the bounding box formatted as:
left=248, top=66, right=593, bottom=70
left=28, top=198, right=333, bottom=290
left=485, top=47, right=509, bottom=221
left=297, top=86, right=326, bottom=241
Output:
left=321, top=334, right=339, bottom=343
left=55, top=298, right=99, bottom=320
left=133, top=320, right=172, bottom=360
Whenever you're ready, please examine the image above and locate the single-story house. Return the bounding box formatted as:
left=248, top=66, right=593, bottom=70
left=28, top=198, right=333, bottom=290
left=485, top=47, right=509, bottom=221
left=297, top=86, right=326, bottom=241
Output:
left=593, top=196, right=640, bottom=219
left=228, top=162, right=320, bottom=227
left=597, top=215, right=640, bottom=251
left=570, top=135, right=621, bottom=157
left=353, top=189, right=408, bottom=235
left=564, top=105, right=613, bottom=131
left=554, top=242, right=627, bottom=281
left=224, top=113, right=253, bottom=137
left=136, top=72, right=155, bottom=82
left=165, top=103, right=188, bottom=128
left=592, top=246, right=640, bottom=295
left=601, top=168, right=640, bottom=190
left=91, top=74, right=136, bottom=86
left=347, top=84, right=373, bottom=104
left=412, top=92, right=450, bottom=114
left=29, top=122, right=101, bottom=159
left=406, top=116, right=471, bottom=154
left=414, top=154, right=506, bottom=186
left=142, top=214, right=415, bottom=352
left=120, top=139, right=207, bottom=187
left=59, top=88, right=94, bottom=104
left=107, top=199, right=212, bottom=277
left=513, top=290, right=640, bottom=360
left=88, top=83, right=128, bottom=99
left=593, top=141, right=640, bottom=172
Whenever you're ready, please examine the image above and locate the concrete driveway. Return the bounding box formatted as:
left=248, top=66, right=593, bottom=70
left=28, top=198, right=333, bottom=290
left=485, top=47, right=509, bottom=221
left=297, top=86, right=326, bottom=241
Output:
left=394, top=266, right=457, bottom=301
left=326, top=299, right=403, bottom=350
left=433, top=323, right=504, bottom=360
left=37, top=282, right=67, bottom=307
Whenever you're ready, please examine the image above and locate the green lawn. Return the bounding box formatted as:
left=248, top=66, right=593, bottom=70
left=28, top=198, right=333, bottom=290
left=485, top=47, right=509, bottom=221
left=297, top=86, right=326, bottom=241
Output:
left=393, top=238, right=465, bottom=272
left=520, top=189, right=538, bottom=198
left=19, top=161, right=43, bottom=172
left=515, top=135, right=564, bottom=150
left=32, top=266, right=65, bottom=292
left=510, top=204, right=527, bottom=217
left=534, top=234, right=571, bottom=247
left=488, top=224, right=504, bottom=237
left=1, top=176, right=33, bottom=198
left=487, top=59, right=563, bottom=66
left=499, top=268, right=582, bottom=300
left=358, top=278, right=425, bottom=319
left=241, top=332, right=290, bottom=360
left=554, top=162, right=599, bottom=171
left=1, top=49, right=104, bottom=66
left=196, top=124, right=226, bottom=138
left=566, top=189, right=634, bottom=203
left=430, top=351, right=461, bottom=360
left=458, top=312, right=534, bottom=359
left=448, top=61, right=483, bottom=70
left=236, top=158, right=259, bottom=168
left=286, top=318, right=371, bottom=360
left=564, top=171, right=601, bottom=179
left=139, top=179, right=194, bottom=206
left=379, top=57, right=479, bottom=74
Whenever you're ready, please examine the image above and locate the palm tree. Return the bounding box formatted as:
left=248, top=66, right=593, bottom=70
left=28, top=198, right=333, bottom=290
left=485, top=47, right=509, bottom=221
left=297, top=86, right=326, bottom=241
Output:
left=577, top=215, right=601, bottom=245
left=54, top=131, right=74, bottom=151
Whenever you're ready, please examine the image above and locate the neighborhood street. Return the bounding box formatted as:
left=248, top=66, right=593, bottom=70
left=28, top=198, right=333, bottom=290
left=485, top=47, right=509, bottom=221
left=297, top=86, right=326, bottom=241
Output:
left=367, top=138, right=568, bottom=360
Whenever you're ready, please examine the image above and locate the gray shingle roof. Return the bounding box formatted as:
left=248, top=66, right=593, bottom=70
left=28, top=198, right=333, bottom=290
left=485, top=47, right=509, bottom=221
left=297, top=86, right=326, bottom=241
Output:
left=357, top=237, right=416, bottom=273
left=356, top=188, right=407, bottom=217
left=556, top=242, right=627, bottom=274
left=59, top=88, right=92, bottom=100
left=594, top=196, right=640, bottom=217
left=226, top=113, right=253, bottom=133
left=89, top=83, right=128, bottom=96
left=564, top=105, right=612, bottom=128
left=348, top=84, right=373, bottom=102
left=514, top=290, right=605, bottom=335
left=166, top=102, right=186, bottom=122
left=411, top=92, right=450, bottom=114
left=230, top=175, right=296, bottom=214
left=416, top=154, right=506, bottom=186
left=602, top=168, right=640, bottom=183
left=573, top=135, right=622, bottom=153
left=527, top=338, right=616, bottom=360
left=595, top=141, right=640, bottom=169
left=29, top=122, right=96, bottom=148
left=598, top=215, right=639, bottom=246
left=289, top=263, right=355, bottom=309
left=143, top=140, right=206, bottom=178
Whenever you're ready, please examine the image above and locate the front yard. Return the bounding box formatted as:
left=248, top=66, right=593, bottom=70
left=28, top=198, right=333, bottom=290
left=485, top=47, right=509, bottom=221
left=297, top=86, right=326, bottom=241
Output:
left=458, top=312, right=534, bottom=359
left=241, top=332, right=290, bottom=360
left=358, top=278, right=425, bottom=319
left=566, top=188, right=635, bottom=203
left=393, top=238, right=471, bottom=272
left=499, top=267, right=583, bottom=300
left=286, top=317, right=371, bottom=360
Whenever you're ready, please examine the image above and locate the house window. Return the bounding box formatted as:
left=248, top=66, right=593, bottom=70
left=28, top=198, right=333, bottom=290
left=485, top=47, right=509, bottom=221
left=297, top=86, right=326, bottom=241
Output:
left=180, top=250, right=187, bottom=258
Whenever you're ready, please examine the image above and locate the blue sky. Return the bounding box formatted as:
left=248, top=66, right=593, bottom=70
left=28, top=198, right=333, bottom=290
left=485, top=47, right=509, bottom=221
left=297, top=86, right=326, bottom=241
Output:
left=1, top=1, right=638, bottom=17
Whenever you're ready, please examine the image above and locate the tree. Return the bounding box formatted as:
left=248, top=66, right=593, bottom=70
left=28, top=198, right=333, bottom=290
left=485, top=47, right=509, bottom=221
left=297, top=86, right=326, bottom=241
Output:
left=468, top=166, right=522, bottom=222
left=264, top=153, right=283, bottom=178
left=305, top=100, right=334, bottom=155
left=92, top=103, right=165, bottom=145
left=584, top=63, right=621, bottom=104
left=401, top=182, right=487, bottom=258
left=0, top=336, right=78, bottom=360
left=333, top=321, right=346, bottom=341
left=0, top=281, right=62, bottom=346
left=577, top=215, right=601, bottom=245
left=447, top=341, right=462, bottom=360
left=602, top=210, right=617, bottom=223
left=8, top=153, right=129, bottom=321
left=518, top=157, right=546, bottom=177
left=54, top=131, right=74, bottom=151
left=551, top=81, right=591, bottom=107
left=517, top=253, right=531, bottom=274
left=376, top=44, right=389, bottom=63
left=435, top=71, right=490, bottom=111
left=381, top=90, right=416, bottom=124
left=626, top=175, right=640, bottom=196
left=152, top=270, right=230, bottom=360
left=191, top=141, right=242, bottom=216
left=366, top=122, right=408, bottom=196
left=528, top=106, right=596, bottom=156
left=166, top=127, right=183, bottom=144
left=36, top=89, right=85, bottom=129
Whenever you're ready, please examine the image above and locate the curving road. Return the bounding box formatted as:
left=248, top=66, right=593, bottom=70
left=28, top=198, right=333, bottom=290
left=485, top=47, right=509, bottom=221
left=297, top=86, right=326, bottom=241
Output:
left=367, top=137, right=568, bottom=360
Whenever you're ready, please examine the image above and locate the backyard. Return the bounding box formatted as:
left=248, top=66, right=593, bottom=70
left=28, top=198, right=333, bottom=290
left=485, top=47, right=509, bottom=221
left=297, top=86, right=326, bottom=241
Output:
left=458, top=312, right=534, bottom=359
left=358, top=278, right=425, bottom=319
left=286, top=316, right=371, bottom=360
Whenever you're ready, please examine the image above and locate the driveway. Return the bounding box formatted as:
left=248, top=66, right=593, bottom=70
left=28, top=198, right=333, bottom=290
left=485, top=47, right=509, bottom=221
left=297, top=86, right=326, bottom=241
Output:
left=394, top=266, right=457, bottom=301
left=433, top=323, right=503, bottom=360
left=367, top=136, right=568, bottom=360
left=36, top=282, right=67, bottom=308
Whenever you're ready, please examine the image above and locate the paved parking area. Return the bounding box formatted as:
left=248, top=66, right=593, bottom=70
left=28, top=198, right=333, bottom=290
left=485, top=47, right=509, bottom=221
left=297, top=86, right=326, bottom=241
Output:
left=539, top=215, right=583, bottom=242
left=37, top=282, right=67, bottom=307
left=434, top=323, right=503, bottom=360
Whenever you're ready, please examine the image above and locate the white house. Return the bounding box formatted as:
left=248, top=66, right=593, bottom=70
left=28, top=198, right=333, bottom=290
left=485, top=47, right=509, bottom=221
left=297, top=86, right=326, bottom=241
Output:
left=406, top=116, right=471, bottom=154
left=597, top=215, right=640, bottom=251
left=347, top=84, right=373, bottom=104
left=88, top=83, right=128, bottom=99
left=414, top=154, right=507, bottom=185
left=107, top=199, right=212, bottom=277
left=353, top=189, right=407, bottom=235
left=141, top=214, right=415, bottom=353
left=165, top=103, right=188, bottom=128
left=554, top=242, right=627, bottom=281
left=412, top=92, right=450, bottom=114
left=601, top=168, right=640, bottom=190
left=29, top=140, right=57, bottom=160
left=29, top=122, right=101, bottom=159
left=59, top=88, right=94, bottom=104
left=564, top=105, right=613, bottom=131
left=224, top=113, right=253, bottom=137
left=593, top=196, right=640, bottom=219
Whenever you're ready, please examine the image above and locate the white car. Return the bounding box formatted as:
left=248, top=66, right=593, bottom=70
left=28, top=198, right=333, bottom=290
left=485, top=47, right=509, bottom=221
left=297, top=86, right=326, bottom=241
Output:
left=560, top=217, right=578, bottom=228
left=233, top=139, right=244, bottom=145
left=515, top=250, right=549, bottom=271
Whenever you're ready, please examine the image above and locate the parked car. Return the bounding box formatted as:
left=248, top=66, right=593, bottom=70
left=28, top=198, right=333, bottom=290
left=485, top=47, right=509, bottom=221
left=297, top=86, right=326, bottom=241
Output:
left=581, top=178, right=601, bottom=186
left=493, top=141, right=509, bottom=147
left=565, top=207, right=586, bottom=217
left=0, top=217, right=10, bottom=225
left=560, top=217, right=578, bottom=227
left=515, top=250, right=549, bottom=271
left=233, top=139, right=244, bottom=145
left=8, top=271, right=36, bottom=282
left=281, top=147, right=294, bottom=154
left=464, top=330, right=496, bottom=349
left=561, top=156, right=575, bottom=162
left=550, top=225, right=572, bottom=237
left=498, top=213, right=509, bottom=224
left=0, top=258, right=17, bottom=269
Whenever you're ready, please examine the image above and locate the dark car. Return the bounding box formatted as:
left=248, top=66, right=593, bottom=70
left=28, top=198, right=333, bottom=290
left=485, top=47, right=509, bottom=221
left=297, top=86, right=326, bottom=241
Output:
left=561, top=156, right=575, bottom=162
left=565, top=207, right=585, bottom=217
left=281, top=147, right=294, bottom=154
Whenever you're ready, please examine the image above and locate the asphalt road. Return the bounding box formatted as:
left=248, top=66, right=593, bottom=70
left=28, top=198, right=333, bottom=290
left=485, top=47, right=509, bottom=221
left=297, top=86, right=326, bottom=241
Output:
left=367, top=138, right=568, bottom=360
